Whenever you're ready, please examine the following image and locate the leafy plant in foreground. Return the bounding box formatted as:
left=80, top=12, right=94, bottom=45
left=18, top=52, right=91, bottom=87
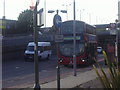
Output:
left=93, top=50, right=120, bottom=89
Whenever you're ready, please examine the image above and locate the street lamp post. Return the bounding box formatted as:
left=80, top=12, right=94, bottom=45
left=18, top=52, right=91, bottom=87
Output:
left=115, top=19, right=119, bottom=66
left=89, top=13, right=91, bottom=24
left=33, top=0, right=41, bottom=89
left=55, top=10, right=60, bottom=90
left=2, top=0, right=6, bottom=37
left=44, top=0, right=46, bottom=27
left=3, top=0, right=5, bottom=19
left=80, top=10, right=81, bottom=21
left=73, top=0, right=77, bottom=76
left=62, top=4, right=71, bottom=20
left=77, top=9, right=84, bottom=21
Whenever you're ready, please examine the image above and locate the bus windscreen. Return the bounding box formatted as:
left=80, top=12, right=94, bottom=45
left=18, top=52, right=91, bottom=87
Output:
left=59, top=43, right=84, bottom=57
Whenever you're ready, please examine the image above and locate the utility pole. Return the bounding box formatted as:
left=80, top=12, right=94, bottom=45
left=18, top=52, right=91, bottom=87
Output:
left=73, top=0, right=77, bottom=76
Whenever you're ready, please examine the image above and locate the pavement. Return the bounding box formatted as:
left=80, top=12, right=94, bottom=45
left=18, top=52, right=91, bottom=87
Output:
left=7, top=67, right=107, bottom=89
left=40, top=68, right=106, bottom=89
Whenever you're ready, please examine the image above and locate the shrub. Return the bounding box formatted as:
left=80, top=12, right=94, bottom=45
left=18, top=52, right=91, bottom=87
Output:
left=93, top=50, right=120, bottom=89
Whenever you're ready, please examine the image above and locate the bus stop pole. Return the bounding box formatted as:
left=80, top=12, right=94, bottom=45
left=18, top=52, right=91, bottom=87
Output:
left=73, top=0, right=77, bottom=76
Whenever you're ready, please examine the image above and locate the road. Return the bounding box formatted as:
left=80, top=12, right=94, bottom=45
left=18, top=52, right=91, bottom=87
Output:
left=2, top=54, right=105, bottom=88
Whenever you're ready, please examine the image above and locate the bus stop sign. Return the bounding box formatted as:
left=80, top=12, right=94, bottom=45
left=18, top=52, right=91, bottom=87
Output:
left=53, top=14, right=62, bottom=29
left=55, top=34, right=64, bottom=42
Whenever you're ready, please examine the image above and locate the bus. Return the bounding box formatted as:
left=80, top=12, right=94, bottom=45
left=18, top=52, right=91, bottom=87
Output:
left=58, top=20, right=97, bottom=66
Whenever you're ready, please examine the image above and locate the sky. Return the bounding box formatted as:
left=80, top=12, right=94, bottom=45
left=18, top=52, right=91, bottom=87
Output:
left=0, top=0, right=118, bottom=27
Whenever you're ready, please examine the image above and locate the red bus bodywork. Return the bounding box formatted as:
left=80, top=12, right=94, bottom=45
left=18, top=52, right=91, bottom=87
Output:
left=58, top=52, right=87, bottom=65
left=58, top=20, right=97, bottom=66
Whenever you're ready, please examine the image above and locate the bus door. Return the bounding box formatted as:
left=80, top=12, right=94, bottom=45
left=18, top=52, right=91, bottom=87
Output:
left=86, top=43, right=96, bottom=63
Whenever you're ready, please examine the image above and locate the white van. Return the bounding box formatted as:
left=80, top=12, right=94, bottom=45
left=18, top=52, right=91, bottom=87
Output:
left=24, top=42, right=52, bottom=61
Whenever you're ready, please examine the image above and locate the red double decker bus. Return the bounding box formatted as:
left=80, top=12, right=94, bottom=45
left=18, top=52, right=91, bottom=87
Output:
left=58, top=20, right=97, bottom=66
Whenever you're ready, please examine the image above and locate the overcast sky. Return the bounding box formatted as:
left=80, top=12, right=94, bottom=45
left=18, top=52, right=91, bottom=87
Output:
left=0, top=0, right=118, bottom=26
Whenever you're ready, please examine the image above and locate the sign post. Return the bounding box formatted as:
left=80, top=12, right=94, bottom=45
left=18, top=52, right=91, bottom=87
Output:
left=55, top=35, right=63, bottom=42
left=53, top=13, right=62, bottom=90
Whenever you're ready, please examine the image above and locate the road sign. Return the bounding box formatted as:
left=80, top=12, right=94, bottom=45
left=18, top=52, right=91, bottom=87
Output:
left=55, top=34, right=64, bottom=42
left=53, top=14, right=62, bottom=29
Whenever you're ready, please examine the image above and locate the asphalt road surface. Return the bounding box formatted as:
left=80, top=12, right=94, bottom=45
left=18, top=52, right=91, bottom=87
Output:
left=2, top=54, right=104, bottom=88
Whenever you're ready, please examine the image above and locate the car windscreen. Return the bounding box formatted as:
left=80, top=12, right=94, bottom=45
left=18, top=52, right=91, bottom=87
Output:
left=27, top=46, right=44, bottom=51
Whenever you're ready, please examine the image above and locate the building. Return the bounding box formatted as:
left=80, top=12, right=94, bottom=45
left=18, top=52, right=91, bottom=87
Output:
left=0, top=19, right=17, bottom=36
left=118, top=1, right=120, bottom=22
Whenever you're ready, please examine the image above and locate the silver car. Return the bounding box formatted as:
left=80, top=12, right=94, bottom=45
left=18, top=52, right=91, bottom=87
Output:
left=97, top=47, right=102, bottom=54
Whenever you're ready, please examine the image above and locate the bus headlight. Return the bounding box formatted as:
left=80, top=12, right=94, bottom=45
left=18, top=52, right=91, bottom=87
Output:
left=81, top=58, right=85, bottom=62
left=82, top=59, right=85, bottom=62
left=60, top=59, right=63, bottom=62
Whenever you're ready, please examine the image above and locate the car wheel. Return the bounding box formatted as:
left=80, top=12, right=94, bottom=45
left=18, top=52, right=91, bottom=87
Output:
left=24, top=57, right=28, bottom=62
left=46, top=55, right=50, bottom=60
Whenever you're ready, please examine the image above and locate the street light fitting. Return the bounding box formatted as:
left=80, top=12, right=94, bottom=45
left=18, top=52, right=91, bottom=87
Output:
left=48, top=10, right=67, bottom=14
left=38, top=8, right=44, bottom=13
left=60, top=10, right=67, bottom=13
left=48, top=10, right=55, bottom=13
left=115, top=19, right=118, bottom=23
left=77, top=9, right=85, bottom=12
left=62, top=4, right=71, bottom=6
left=36, top=0, right=40, bottom=5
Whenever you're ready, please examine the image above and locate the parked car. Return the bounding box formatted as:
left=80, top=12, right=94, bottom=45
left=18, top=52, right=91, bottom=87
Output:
left=24, top=42, right=52, bottom=61
left=97, top=47, right=103, bottom=54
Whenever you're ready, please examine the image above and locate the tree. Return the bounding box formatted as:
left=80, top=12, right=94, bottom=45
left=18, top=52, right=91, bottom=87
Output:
left=17, top=9, right=33, bottom=34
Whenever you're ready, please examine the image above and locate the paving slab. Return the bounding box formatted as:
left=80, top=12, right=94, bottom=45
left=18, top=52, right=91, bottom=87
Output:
left=41, top=69, right=107, bottom=89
